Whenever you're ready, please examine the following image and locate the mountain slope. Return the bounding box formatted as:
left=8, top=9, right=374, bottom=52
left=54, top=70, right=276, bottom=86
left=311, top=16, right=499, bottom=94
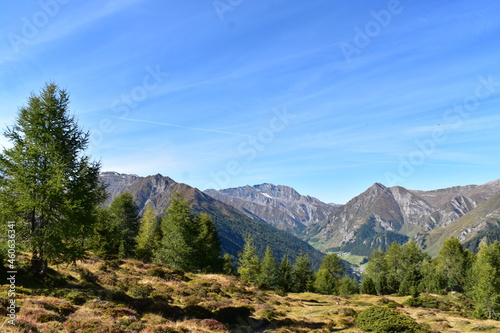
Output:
left=304, top=184, right=436, bottom=254
left=205, top=183, right=337, bottom=235
left=100, top=172, right=325, bottom=268
left=308, top=181, right=500, bottom=255
left=208, top=178, right=500, bottom=256
left=423, top=191, right=500, bottom=255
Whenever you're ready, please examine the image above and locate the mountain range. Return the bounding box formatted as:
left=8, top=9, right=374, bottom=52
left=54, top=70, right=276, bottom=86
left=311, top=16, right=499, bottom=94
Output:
left=205, top=180, right=500, bottom=256
left=99, top=172, right=326, bottom=269
left=101, top=172, right=500, bottom=259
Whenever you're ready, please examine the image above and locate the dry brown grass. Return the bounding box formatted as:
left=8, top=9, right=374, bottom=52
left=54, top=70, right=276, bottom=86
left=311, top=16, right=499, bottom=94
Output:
left=2, top=254, right=500, bottom=332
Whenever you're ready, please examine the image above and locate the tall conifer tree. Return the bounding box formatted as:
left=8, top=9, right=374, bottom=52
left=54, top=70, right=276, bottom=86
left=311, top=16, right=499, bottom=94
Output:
left=110, top=192, right=140, bottom=258
left=277, top=255, right=293, bottom=292
left=154, top=193, right=198, bottom=271
left=469, top=242, right=500, bottom=319
left=135, top=204, right=159, bottom=261
left=0, top=83, right=105, bottom=274
left=237, top=237, right=261, bottom=285
left=437, top=238, right=471, bottom=291
left=196, top=212, right=223, bottom=272
left=292, top=253, right=314, bottom=292
left=258, top=246, right=278, bottom=289
left=314, top=253, right=344, bottom=295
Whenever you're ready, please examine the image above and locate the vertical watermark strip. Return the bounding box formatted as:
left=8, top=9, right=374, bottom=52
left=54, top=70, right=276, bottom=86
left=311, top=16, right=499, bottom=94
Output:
left=4, top=221, right=17, bottom=328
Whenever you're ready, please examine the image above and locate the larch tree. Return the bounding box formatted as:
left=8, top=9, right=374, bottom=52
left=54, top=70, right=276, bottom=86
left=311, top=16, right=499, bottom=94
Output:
left=292, top=253, right=314, bottom=293
left=398, top=241, right=426, bottom=296
left=258, top=246, right=278, bottom=289
left=338, top=276, right=359, bottom=295
left=109, top=192, right=140, bottom=258
left=437, top=238, right=471, bottom=292
left=237, top=237, right=261, bottom=285
left=195, top=212, right=223, bottom=273
left=314, top=253, right=345, bottom=295
left=276, top=255, right=293, bottom=292
left=384, top=242, right=404, bottom=294
left=90, top=193, right=140, bottom=259
left=154, top=193, right=199, bottom=271
left=468, top=242, right=500, bottom=319
left=419, top=257, right=445, bottom=294
left=89, top=207, right=118, bottom=258
left=0, top=83, right=105, bottom=274
left=135, top=203, right=159, bottom=261
left=222, top=253, right=236, bottom=276
left=361, top=249, right=388, bottom=295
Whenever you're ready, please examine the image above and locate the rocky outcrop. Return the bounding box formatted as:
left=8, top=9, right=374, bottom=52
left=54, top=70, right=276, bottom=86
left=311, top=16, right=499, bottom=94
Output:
left=205, top=184, right=337, bottom=235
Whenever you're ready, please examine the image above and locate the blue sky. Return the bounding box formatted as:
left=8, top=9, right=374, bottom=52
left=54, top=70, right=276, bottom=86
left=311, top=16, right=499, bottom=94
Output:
left=1, top=0, right=499, bottom=204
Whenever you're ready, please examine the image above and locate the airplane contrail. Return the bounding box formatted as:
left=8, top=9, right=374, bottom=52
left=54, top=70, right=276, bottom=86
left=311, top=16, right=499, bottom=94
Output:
left=112, top=116, right=251, bottom=137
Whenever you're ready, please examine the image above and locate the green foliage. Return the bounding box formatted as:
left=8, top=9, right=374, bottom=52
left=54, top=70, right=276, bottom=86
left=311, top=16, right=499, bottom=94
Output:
left=377, top=297, right=401, bottom=309
left=64, top=291, right=90, bottom=305
left=404, top=295, right=452, bottom=311
left=0, top=83, right=106, bottom=274
left=468, top=241, right=500, bottom=319
left=338, top=276, right=359, bottom=295
left=291, top=253, right=314, bottom=293
left=437, top=238, right=472, bottom=292
left=222, top=253, right=236, bottom=276
left=205, top=208, right=325, bottom=271
left=384, top=242, right=403, bottom=293
left=237, top=237, right=261, bottom=285
left=362, top=241, right=429, bottom=296
left=128, top=282, right=154, bottom=298
left=331, top=223, right=409, bottom=256
left=154, top=193, right=222, bottom=272
left=363, top=249, right=388, bottom=295
left=314, top=253, right=344, bottom=294
left=135, top=204, right=159, bottom=261
left=90, top=193, right=140, bottom=259
left=155, top=193, right=198, bottom=271
left=384, top=241, right=426, bottom=295
left=419, top=257, right=445, bottom=294
left=276, top=255, right=293, bottom=292
left=111, top=192, right=140, bottom=258
left=464, top=227, right=500, bottom=253
left=196, top=212, right=223, bottom=273
left=360, top=276, right=377, bottom=295
left=356, top=306, right=426, bottom=333
left=258, top=246, right=278, bottom=289
left=89, top=208, right=117, bottom=258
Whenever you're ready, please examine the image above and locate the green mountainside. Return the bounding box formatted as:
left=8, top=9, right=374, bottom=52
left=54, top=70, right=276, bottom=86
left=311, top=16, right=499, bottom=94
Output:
left=100, top=172, right=325, bottom=269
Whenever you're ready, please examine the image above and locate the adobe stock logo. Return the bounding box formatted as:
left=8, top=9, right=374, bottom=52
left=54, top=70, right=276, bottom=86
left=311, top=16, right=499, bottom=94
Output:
left=338, top=0, right=404, bottom=64
left=213, top=0, right=244, bottom=29
left=7, top=0, right=71, bottom=53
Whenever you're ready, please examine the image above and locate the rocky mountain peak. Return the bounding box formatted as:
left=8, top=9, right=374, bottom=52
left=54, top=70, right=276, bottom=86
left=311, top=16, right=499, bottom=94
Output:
left=204, top=183, right=337, bottom=235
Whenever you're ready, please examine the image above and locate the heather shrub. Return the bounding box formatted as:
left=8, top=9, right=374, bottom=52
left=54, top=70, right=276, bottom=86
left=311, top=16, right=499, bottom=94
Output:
left=356, top=306, right=427, bottom=333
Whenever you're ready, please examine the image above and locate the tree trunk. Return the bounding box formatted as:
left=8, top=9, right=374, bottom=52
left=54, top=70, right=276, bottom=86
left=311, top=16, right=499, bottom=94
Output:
left=31, top=249, right=47, bottom=275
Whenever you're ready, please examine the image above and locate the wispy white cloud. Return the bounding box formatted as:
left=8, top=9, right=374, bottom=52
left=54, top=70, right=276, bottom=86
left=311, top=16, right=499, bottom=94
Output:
left=112, top=116, right=252, bottom=137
